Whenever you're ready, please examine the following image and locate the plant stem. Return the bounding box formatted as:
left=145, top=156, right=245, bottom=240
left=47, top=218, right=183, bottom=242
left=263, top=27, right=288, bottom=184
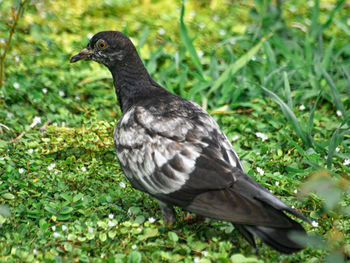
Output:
left=0, top=1, right=27, bottom=89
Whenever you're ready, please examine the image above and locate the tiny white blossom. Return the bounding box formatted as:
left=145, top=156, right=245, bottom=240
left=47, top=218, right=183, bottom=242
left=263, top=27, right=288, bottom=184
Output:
left=7, top=112, right=14, bottom=118
left=311, top=221, right=318, bottom=227
left=48, top=163, right=56, bottom=170
left=108, top=220, right=116, bottom=227
left=219, top=29, right=226, bottom=36
left=42, top=88, right=48, bottom=94
left=119, top=182, right=126, bottom=188
left=307, top=1, right=314, bottom=7
left=335, top=147, right=340, bottom=152
left=137, top=227, right=142, bottom=232
left=232, top=135, right=239, bottom=142
left=28, top=149, right=34, bottom=154
left=148, top=217, right=156, bottom=223
left=289, top=6, right=296, bottom=13
left=131, top=244, right=137, bottom=249
left=30, top=116, right=42, bottom=128
left=203, top=250, right=208, bottom=257
left=53, top=122, right=58, bottom=126
left=13, top=82, right=20, bottom=89
left=81, top=197, right=85, bottom=201
left=75, top=95, right=80, bottom=101
left=256, top=167, right=264, bottom=176
left=199, top=22, right=205, bottom=29
left=299, top=104, right=306, bottom=110
left=158, top=28, right=166, bottom=35
left=213, top=15, right=219, bottom=22
left=0, top=181, right=3, bottom=185
left=294, top=189, right=298, bottom=194
left=59, top=90, right=65, bottom=97
left=343, top=159, right=350, bottom=166
left=81, top=166, right=87, bottom=172
left=0, top=157, right=4, bottom=160
left=256, top=132, right=268, bottom=141
left=87, top=33, right=93, bottom=39
left=60, top=76, right=65, bottom=81
left=9, top=186, right=12, bottom=191
left=19, top=168, right=25, bottom=174
left=336, top=110, right=342, bottom=116
left=197, top=50, right=204, bottom=58
left=62, top=225, right=67, bottom=231
left=291, top=205, right=295, bottom=209
left=109, top=214, right=114, bottom=219
left=33, top=248, right=38, bottom=255
left=52, top=226, right=56, bottom=231
left=54, top=171, right=59, bottom=175
left=275, top=181, right=279, bottom=186
left=15, top=56, right=20, bottom=62
left=251, top=56, right=256, bottom=61
left=0, top=38, right=5, bottom=44
left=189, top=10, right=196, bottom=17
left=53, top=232, right=60, bottom=237
left=88, top=227, right=94, bottom=233
left=194, top=257, right=200, bottom=263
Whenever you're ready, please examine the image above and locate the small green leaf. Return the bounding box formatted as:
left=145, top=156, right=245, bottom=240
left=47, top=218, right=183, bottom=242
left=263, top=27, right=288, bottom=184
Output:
left=2, top=193, right=15, bottom=200
left=99, top=232, right=107, bottom=242
left=168, top=231, right=179, bottom=242
left=128, top=251, right=142, bottom=263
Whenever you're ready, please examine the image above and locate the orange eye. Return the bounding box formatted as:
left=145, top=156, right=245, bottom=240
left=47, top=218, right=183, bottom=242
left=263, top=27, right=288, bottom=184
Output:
left=97, top=40, right=107, bottom=50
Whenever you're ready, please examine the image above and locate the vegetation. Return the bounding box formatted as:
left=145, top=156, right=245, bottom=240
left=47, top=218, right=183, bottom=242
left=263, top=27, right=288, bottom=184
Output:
left=0, top=0, right=349, bottom=262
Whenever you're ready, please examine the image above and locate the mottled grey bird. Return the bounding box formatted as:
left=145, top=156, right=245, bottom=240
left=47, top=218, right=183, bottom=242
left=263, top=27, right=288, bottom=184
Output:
left=70, top=31, right=311, bottom=254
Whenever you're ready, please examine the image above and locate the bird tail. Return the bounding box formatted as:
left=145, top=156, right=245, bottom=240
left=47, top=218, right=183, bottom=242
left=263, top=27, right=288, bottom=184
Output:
left=235, top=215, right=307, bottom=254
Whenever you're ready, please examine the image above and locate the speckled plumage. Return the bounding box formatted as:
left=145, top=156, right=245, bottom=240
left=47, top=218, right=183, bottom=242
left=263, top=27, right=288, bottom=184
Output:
left=71, top=31, right=311, bottom=254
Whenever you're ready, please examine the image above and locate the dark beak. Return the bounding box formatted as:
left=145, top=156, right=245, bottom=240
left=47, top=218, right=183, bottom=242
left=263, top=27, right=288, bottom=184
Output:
left=70, top=48, right=94, bottom=63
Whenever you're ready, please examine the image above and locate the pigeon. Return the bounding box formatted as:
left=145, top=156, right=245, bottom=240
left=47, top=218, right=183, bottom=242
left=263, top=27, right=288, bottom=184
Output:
left=70, top=31, right=311, bottom=254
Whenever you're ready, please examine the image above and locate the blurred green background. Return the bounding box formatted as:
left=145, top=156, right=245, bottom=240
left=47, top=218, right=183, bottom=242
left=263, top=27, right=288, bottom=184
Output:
left=0, top=0, right=349, bottom=262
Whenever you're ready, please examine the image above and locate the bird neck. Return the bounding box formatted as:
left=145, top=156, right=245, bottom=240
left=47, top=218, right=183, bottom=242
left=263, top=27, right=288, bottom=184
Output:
left=109, top=54, right=156, bottom=113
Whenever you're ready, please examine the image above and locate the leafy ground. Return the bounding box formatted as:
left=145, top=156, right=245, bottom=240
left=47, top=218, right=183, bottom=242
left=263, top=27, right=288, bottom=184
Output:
left=0, top=0, right=349, bottom=262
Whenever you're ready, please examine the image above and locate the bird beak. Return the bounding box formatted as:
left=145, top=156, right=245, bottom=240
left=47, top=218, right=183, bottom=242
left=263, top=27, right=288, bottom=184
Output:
left=70, top=48, right=94, bottom=63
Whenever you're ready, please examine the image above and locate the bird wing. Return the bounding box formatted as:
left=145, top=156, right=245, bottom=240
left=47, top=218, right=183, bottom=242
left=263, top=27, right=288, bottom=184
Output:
left=114, top=100, right=308, bottom=227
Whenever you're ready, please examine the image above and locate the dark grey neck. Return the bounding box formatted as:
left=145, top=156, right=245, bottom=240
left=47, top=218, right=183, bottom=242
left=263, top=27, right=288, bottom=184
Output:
left=109, top=53, right=157, bottom=113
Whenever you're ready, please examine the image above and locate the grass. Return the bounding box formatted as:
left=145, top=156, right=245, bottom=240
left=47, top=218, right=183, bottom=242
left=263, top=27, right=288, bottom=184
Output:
left=0, top=0, right=349, bottom=262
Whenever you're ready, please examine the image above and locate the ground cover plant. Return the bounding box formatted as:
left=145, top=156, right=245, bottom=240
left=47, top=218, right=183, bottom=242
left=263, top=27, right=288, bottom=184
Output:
left=0, top=0, right=349, bottom=262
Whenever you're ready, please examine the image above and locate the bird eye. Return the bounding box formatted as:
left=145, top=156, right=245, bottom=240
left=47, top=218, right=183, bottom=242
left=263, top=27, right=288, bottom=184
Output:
left=97, top=40, right=107, bottom=50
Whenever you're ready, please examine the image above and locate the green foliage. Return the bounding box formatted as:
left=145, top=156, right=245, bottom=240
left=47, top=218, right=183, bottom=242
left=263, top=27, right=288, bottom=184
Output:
left=0, top=0, right=349, bottom=262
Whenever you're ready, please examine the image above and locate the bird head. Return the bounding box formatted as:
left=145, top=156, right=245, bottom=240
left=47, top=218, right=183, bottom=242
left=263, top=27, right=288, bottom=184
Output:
left=70, top=31, right=133, bottom=68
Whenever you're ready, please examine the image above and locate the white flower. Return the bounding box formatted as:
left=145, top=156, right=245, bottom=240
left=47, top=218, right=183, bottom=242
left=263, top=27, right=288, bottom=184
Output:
left=275, top=181, right=279, bottom=186
left=131, top=244, right=137, bottom=249
left=0, top=157, right=4, bottom=160
left=336, top=110, right=342, bottom=116
left=194, top=257, right=200, bottom=263
left=251, top=56, right=256, bottom=61
left=81, top=166, right=87, bottom=172
left=137, top=227, right=142, bottom=232
left=53, top=122, right=57, bottom=126
left=9, top=186, right=12, bottom=191
left=299, top=104, right=306, bottom=110
left=189, top=10, right=196, bottom=17
left=7, top=112, right=14, bottom=118
left=335, top=147, right=340, bottom=152
left=119, top=182, right=126, bottom=188
left=75, top=95, right=80, bottom=101
left=15, top=56, right=20, bottom=62
left=19, top=168, right=25, bottom=174
left=203, top=250, right=208, bottom=257
left=294, top=189, right=298, bottom=194
left=59, top=90, right=65, bottom=97
left=52, top=226, right=56, bottom=231
left=30, top=116, right=41, bottom=128
left=344, top=159, right=350, bottom=166
left=0, top=181, right=3, bottom=185
left=33, top=248, right=38, bottom=255
left=158, top=28, right=166, bottom=35
left=199, top=22, right=205, bottom=29
left=87, top=33, right=93, bottom=39
left=53, top=232, right=60, bottom=237
left=232, top=135, right=239, bottom=142
left=289, top=6, right=296, bottom=13
left=307, top=1, right=314, bottom=7
left=256, top=167, right=264, bottom=176
left=62, top=225, right=67, bottom=231
left=108, top=220, right=116, bottom=227
left=42, top=88, right=48, bottom=94
left=48, top=163, right=56, bottom=170
left=28, top=149, right=34, bottom=154
left=219, top=29, right=226, bottom=36
left=13, top=82, right=20, bottom=89
left=213, top=15, right=219, bottom=22
left=311, top=221, right=318, bottom=227
left=109, top=214, right=114, bottom=219
left=88, top=227, right=94, bottom=233
left=54, top=171, right=59, bottom=175
left=197, top=50, right=204, bottom=58
left=148, top=217, right=156, bottom=223
left=291, top=205, right=295, bottom=209
left=81, top=197, right=85, bottom=201
left=255, top=132, right=268, bottom=141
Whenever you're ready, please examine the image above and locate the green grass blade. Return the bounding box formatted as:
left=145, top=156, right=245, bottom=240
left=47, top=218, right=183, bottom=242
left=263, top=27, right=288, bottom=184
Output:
left=307, top=89, right=322, bottom=147
left=208, top=34, right=271, bottom=96
left=261, top=85, right=310, bottom=146
left=322, top=68, right=347, bottom=118
left=310, top=0, right=320, bottom=39
left=179, top=1, right=203, bottom=77
left=341, top=65, right=350, bottom=102
left=138, top=26, right=149, bottom=50
left=283, top=71, right=293, bottom=109
left=321, top=0, right=345, bottom=31
left=322, top=37, right=335, bottom=71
